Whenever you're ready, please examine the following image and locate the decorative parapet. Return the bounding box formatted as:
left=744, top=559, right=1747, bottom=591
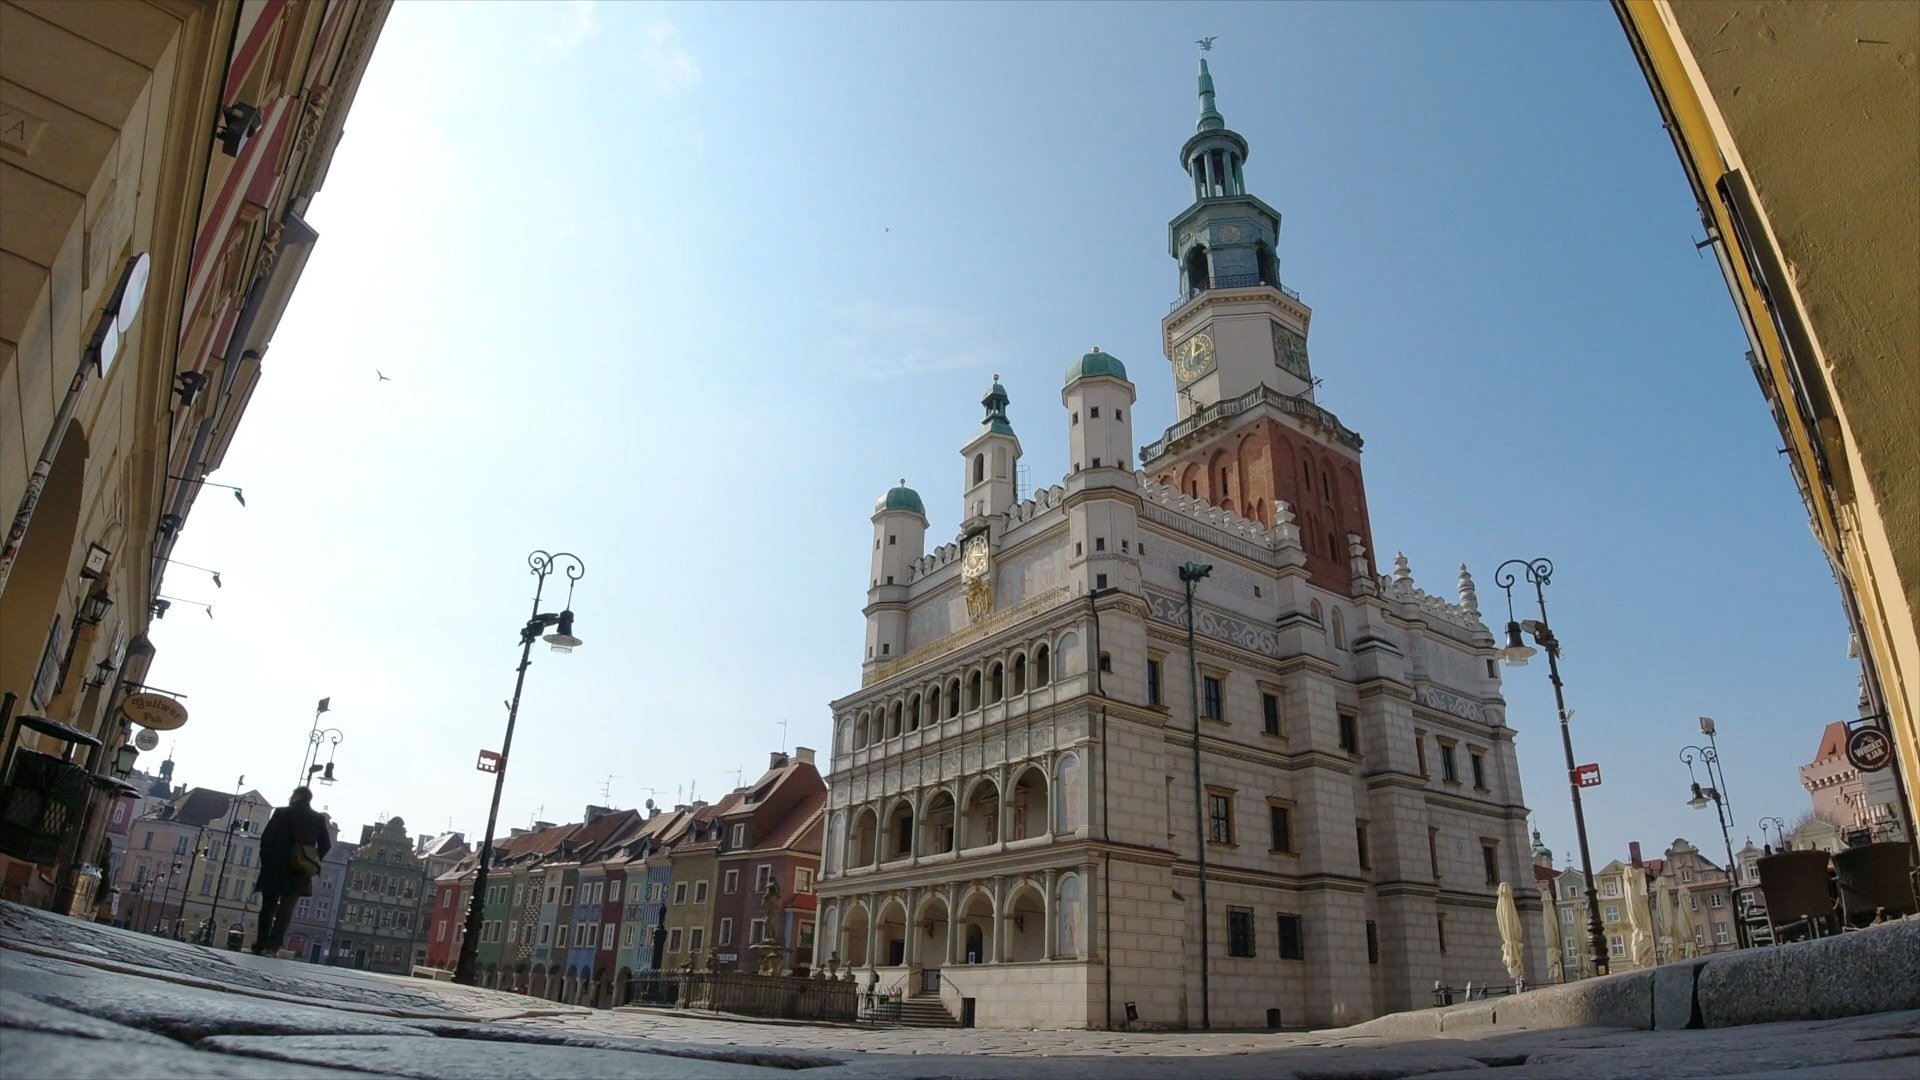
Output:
left=1138, top=383, right=1363, bottom=465
left=1374, top=554, right=1487, bottom=636
left=1137, top=472, right=1301, bottom=553
left=859, top=586, right=1075, bottom=688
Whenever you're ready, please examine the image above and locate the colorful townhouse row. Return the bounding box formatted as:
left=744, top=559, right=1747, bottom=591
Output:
left=423, top=749, right=825, bottom=1007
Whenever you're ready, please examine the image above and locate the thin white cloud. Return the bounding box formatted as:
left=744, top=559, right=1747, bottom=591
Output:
left=546, top=0, right=598, bottom=56
left=822, top=300, right=1003, bottom=380
left=637, top=21, right=701, bottom=96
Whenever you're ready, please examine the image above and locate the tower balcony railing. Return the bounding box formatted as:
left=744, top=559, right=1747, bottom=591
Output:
left=1169, top=275, right=1299, bottom=312
left=1139, top=383, right=1363, bottom=463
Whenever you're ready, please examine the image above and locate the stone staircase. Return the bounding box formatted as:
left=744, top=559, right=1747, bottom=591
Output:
left=895, top=990, right=962, bottom=1028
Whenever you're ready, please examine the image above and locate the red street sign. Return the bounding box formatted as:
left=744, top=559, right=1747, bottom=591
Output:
left=476, top=750, right=502, bottom=774
left=1575, top=763, right=1602, bottom=788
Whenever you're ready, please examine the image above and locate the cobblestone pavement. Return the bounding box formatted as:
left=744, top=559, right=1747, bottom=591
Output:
left=5, top=902, right=1919, bottom=1078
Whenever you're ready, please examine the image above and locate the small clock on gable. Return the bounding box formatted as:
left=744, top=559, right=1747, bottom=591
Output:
left=1172, top=330, right=1216, bottom=386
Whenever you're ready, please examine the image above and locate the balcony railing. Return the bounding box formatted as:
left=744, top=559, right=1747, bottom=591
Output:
left=1169, top=276, right=1300, bottom=312
left=1139, top=383, right=1363, bottom=463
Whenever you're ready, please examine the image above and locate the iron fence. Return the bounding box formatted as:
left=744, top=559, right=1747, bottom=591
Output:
left=624, top=970, right=858, bottom=1023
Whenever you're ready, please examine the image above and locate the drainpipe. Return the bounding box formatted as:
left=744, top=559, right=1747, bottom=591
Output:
left=1087, top=587, right=1114, bottom=1029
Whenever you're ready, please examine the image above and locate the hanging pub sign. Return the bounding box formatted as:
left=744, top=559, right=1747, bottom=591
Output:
left=120, top=692, right=188, bottom=731
left=1846, top=725, right=1894, bottom=773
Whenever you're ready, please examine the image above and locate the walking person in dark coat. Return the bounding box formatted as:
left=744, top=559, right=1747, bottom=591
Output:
left=251, top=786, right=332, bottom=956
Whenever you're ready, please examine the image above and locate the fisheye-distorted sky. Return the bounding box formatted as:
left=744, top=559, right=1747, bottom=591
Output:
left=149, top=1, right=1856, bottom=867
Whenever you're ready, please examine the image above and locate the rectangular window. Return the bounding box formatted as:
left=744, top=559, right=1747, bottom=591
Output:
left=674, top=882, right=688, bottom=904
left=1366, top=920, right=1380, bottom=965
left=1470, top=751, right=1488, bottom=791
left=1095, top=537, right=1106, bottom=551
left=1604, top=880, right=1621, bottom=898
left=694, top=881, right=708, bottom=904
left=1147, top=659, right=1162, bottom=706
left=723, top=870, right=738, bottom=894
left=1604, top=905, right=1621, bottom=923
left=562, top=886, right=573, bottom=906
left=796, top=868, right=814, bottom=893
left=1709, top=893, right=1725, bottom=909
left=1428, top=827, right=1441, bottom=880
left=1414, top=730, right=1429, bottom=777
left=1201, top=676, right=1223, bottom=720
left=1610, top=934, right=1626, bottom=958
left=1437, top=914, right=1448, bottom=953
left=731, top=824, right=745, bottom=848
left=689, top=928, right=704, bottom=952
left=623, top=925, right=635, bottom=948
left=1439, top=742, right=1459, bottom=783
left=667, top=928, right=682, bottom=953
left=1357, top=822, right=1372, bottom=871
left=1562, top=908, right=1576, bottom=925
left=750, top=918, right=767, bottom=943
left=1482, top=841, right=1499, bottom=886
left=1269, top=803, right=1294, bottom=854
left=1262, top=692, right=1281, bottom=736
left=1096, top=573, right=1108, bottom=590
left=755, top=865, right=774, bottom=892
left=1338, top=713, right=1359, bottom=754
left=1207, top=791, right=1234, bottom=845
left=1227, top=907, right=1255, bottom=957
left=1277, top=913, right=1305, bottom=960
left=610, top=880, right=622, bottom=902
left=1713, top=922, right=1729, bottom=945
left=540, top=923, right=551, bottom=944
left=436, top=921, right=446, bottom=942
left=719, top=918, right=733, bottom=946
left=546, top=885, right=556, bottom=903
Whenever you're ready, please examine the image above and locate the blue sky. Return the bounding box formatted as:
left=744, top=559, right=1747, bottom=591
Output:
left=147, top=1, right=1857, bottom=869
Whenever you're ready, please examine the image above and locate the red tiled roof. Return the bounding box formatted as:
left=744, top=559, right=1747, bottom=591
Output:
left=1810, top=721, right=1849, bottom=764
left=1533, top=864, right=1559, bottom=884
left=745, top=792, right=826, bottom=854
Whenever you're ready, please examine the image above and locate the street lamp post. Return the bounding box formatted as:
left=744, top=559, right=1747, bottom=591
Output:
left=1494, top=557, right=1609, bottom=978
left=1680, top=744, right=1749, bottom=949
left=206, top=785, right=259, bottom=947
left=454, top=550, right=585, bottom=986
left=1758, top=815, right=1788, bottom=853
left=1179, top=560, right=1213, bottom=1030
left=158, top=858, right=184, bottom=936
left=298, top=699, right=342, bottom=788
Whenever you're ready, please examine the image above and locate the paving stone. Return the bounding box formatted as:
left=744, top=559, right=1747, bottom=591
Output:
left=202, top=1034, right=791, bottom=1078
left=1697, top=921, right=1920, bottom=1028
left=0, top=987, right=177, bottom=1045
left=1437, top=1003, right=1499, bottom=1032
left=0, top=1028, right=375, bottom=1079
left=1653, top=959, right=1708, bottom=1030
left=1496, top=969, right=1654, bottom=1031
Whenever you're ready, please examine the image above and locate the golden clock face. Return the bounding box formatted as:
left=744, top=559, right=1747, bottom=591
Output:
left=1173, top=331, right=1215, bottom=385
left=961, top=534, right=991, bottom=583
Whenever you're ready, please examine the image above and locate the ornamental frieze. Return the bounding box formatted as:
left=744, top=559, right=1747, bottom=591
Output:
left=1414, top=684, right=1490, bottom=725
left=1144, top=587, right=1279, bottom=654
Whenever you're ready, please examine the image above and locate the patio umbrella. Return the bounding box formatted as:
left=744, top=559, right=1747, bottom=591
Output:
left=1651, top=875, right=1674, bottom=964
left=1541, top=882, right=1565, bottom=982
left=1496, top=882, right=1527, bottom=984
left=1625, top=868, right=1657, bottom=969
left=1674, top=884, right=1699, bottom=959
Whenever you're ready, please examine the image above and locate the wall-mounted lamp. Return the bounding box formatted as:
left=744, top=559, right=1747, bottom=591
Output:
left=112, top=744, right=139, bottom=779
left=157, top=514, right=184, bottom=540
left=82, top=586, right=114, bottom=625
left=167, top=475, right=245, bottom=507
left=149, top=598, right=171, bottom=619
left=155, top=594, right=211, bottom=619
left=85, top=659, right=116, bottom=690
left=173, top=371, right=209, bottom=408
left=217, top=102, right=262, bottom=157
left=164, top=559, right=222, bottom=588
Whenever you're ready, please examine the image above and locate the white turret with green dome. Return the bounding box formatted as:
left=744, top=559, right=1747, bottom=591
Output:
left=866, top=478, right=927, bottom=670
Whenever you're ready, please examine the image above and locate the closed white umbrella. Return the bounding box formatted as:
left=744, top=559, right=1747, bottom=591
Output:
left=1496, top=881, right=1527, bottom=985
left=1674, top=884, right=1698, bottom=959
left=1625, top=868, right=1656, bottom=969
left=1541, top=880, right=1565, bottom=982
left=1652, top=875, right=1675, bottom=964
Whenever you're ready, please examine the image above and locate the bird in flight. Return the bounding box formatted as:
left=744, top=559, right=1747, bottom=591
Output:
left=1196, top=37, right=1216, bottom=51
left=376, top=370, right=391, bottom=382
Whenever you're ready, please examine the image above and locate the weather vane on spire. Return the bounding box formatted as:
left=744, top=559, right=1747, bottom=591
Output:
left=1195, top=36, right=1216, bottom=52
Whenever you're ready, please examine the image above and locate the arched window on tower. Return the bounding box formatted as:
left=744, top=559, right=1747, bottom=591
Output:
left=973, top=454, right=985, bottom=485
left=1184, top=246, right=1210, bottom=294
left=1332, top=607, right=1348, bottom=651
left=1256, top=241, right=1278, bottom=287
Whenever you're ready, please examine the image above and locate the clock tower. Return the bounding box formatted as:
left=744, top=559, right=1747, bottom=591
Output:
left=1146, top=56, right=1377, bottom=595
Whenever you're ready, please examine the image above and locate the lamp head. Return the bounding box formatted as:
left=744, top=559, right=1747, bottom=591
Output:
left=542, top=609, right=582, bottom=653
left=84, top=587, right=114, bottom=624
left=1698, top=716, right=1715, bottom=736
left=1687, top=782, right=1710, bottom=810
left=112, top=743, right=139, bottom=779
left=1501, top=621, right=1536, bottom=666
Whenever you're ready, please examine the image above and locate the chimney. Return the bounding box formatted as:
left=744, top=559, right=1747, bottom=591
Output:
left=769, top=751, right=790, bottom=771
left=794, top=746, right=815, bottom=766
left=533, top=821, right=555, bottom=831
left=509, top=827, right=528, bottom=838
left=1629, top=841, right=1643, bottom=868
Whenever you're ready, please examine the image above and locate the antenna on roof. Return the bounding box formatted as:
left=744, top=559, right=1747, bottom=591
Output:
left=777, top=718, right=790, bottom=755
left=600, top=775, right=620, bottom=804
left=529, top=805, right=544, bottom=829
left=731, top=764, right=743, bottom=789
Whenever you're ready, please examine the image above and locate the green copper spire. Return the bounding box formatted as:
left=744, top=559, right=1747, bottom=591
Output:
left=981, top=375, right=1014, bottom=435
left=1196, top=58, right=1225, bottom=133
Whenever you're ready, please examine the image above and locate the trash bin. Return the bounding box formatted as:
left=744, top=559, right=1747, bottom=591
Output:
left=226, top=925, right=245, bottom=951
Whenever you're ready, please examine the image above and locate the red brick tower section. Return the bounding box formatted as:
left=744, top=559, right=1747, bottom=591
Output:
left=1150, top=414, right=1377, bottom=597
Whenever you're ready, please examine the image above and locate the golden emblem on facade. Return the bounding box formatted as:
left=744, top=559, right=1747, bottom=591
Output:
left=962, top=533, right=993, bottom=622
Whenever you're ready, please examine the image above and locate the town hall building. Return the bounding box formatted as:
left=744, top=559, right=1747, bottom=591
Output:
left=814, top=57, right=1540, bottom=1030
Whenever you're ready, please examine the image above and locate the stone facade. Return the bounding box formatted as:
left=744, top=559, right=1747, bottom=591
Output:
left=283, top=833, right=351, bottom=963
left=816, top=58, right=1535, bottom=1030
left=333, top=817, right=425, bottom=974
